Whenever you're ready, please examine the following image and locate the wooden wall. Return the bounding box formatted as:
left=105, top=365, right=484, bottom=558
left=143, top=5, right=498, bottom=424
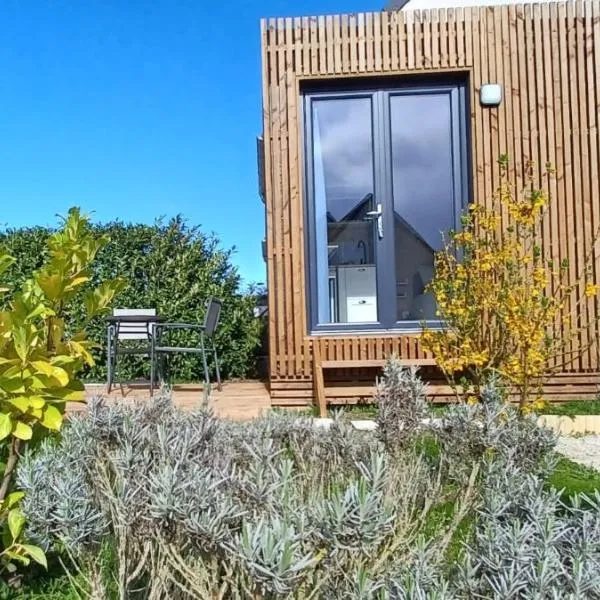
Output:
left=260, top=1, right=600, bottom=404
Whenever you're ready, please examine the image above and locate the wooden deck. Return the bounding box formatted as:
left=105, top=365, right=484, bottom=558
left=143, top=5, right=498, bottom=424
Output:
left=69, top=372, right=600, bottom=419
left=72, top=381, right=272, bottom=421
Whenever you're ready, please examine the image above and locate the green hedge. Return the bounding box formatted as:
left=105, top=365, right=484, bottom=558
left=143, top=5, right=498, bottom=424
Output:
left=0, top=216, right=263, bottom=382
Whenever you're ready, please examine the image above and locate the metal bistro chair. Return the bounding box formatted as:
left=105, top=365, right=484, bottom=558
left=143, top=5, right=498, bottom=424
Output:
left=107, top=308, right=158, bottom=394
left=150, top=298, right=223, bottom=395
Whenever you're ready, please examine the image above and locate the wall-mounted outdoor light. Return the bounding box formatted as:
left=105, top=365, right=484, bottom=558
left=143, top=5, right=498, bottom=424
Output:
left=480, top=83, right=503, bottom=107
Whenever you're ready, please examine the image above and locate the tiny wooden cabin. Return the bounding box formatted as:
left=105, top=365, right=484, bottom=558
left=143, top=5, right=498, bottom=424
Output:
left=259, top=0, right=600, bottom=412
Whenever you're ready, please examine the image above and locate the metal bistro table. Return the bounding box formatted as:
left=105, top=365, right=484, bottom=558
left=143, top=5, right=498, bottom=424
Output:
left=105, top=312, right=165, bottom=393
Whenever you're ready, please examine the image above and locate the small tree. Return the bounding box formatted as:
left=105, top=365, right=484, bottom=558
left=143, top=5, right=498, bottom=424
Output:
left=422, top=156, right=599, bottom=410
left=0, top=208, right=125, bottom=573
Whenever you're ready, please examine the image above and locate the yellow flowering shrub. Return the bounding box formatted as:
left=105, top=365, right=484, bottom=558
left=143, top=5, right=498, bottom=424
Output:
left=422, top=155, right=599, bottom=410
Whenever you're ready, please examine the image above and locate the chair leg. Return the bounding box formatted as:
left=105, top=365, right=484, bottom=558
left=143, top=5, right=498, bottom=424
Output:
left=113, top=338, right=125, bottom=396
left=212, top=344, right=222, bottom=392
left=106, top=327, right=117, bottom=394
left=107, top=327, right=114, bottom=394
left=200, top=333, right=211, bottom=393
left=159, top=354, right=166, bottom=387
left=150, top=337, right=155, bottom=397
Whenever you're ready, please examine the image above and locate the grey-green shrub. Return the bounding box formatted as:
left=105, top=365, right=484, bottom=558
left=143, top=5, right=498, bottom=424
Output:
left=17, top=395, right=461, bottom=599
left=16, top=366, right=600, bottom=599
left=375, top=358, right=428, bottom=455
left=434, top=378, right=558, bottom=482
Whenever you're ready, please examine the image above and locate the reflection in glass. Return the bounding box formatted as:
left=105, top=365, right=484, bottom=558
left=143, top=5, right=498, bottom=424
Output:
left=312, top=98, right=378, bottom=324
left=390, top=93, right=456, bottom=322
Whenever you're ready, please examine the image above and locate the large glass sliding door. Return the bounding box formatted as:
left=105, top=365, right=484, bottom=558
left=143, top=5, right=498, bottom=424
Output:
left=304, top=80, right=468, bottom=333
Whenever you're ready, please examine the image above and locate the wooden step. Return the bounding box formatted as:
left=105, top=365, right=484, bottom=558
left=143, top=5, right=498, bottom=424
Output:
left=321, top=358, right=436, bottom=369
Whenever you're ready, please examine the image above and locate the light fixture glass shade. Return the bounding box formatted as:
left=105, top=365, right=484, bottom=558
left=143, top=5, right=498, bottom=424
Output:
left=480, top=83, right=502, bottom=107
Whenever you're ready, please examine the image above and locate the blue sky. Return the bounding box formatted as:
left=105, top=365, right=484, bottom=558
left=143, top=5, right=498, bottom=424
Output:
left=0, top=0, right=381, bottom=286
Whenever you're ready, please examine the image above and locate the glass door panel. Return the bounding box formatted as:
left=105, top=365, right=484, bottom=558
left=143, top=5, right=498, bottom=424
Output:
left=304, top=82, right=466, bottom=332
left=389, top=92, right=458, bottom=323
left=311, top=97, right=379, bottom=325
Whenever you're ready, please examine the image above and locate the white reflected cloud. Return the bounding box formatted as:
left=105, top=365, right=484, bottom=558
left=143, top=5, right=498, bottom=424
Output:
left=313, top=98, right=373, bottom=220
left=312, top=92, right=457, bottom=247
left=391, top=94, right=455, bottom=249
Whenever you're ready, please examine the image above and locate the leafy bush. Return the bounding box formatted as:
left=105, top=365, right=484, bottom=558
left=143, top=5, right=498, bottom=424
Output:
left=0, top=216, right=262, bottom=381
left=454, top=455, right=600, bottom=598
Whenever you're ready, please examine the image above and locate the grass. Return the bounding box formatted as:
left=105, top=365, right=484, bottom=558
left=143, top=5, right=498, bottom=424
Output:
left=0, top=569, right=77, bottom=600
left=1, top=544, right=117, bottom=599
left=540, top=399, right=600, bottom=417
left=547, top=455, right=600, bottom=503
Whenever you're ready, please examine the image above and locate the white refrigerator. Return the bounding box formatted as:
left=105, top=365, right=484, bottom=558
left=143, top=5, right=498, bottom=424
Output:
left=336, top=265, right=377, bottom=323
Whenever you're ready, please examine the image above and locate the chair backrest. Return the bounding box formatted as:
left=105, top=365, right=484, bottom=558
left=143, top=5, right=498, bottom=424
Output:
left=113, top=308, right=156, bottom=341
left=203, top=298, right=222, bottom=337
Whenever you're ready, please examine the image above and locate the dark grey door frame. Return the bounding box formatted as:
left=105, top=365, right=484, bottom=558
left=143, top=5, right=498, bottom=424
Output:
left=302, top=77, right=470, bottom=335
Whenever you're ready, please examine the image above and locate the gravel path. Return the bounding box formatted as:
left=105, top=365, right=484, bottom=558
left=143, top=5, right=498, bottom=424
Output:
left=557, top=435, right=600, bottom=470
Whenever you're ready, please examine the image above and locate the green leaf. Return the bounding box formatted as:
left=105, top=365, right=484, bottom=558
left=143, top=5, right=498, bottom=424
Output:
left=5, top=491, right=25, bottom=509
left=41, top=405, right=63, bottom=431
left=20, top=544, right=47, bottom=569
left=6, top=396, right=30, bottom=413
left=7, top=508, right=25, bottom=540
left=50, top=355, right=78, bottom=366
left=64, top=276, right=90, bottom=292
left=0, top=252, right=15, bottom=272
left=12, top=327, right=30, bottom=363
left=35, top=273, right=64, bottom=301
left=83, top=278, right=128, bottom=318
left=50, top=381, right=85, bottom=402
left=0, top=377, right=26, bottom=394
left=69, top=340, right=95, bottom=366
left=12, top=421, right=32, bottom=440
left=3, top=550, right=29, bottom=566
left=31, top=361, right=69, bottom=387
left=25, top=303, right=53, bottom=322
left=27, top=396, right=46, bottom=410
left=0, top=357, right=20, bottom=366
left=0, top=413, right=12, bottom=441
left=48, top=391, right=83, bottom=403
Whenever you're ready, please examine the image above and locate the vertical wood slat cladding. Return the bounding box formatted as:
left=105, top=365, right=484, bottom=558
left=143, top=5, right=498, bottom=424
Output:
left=261, top=1, right=600, bottom=393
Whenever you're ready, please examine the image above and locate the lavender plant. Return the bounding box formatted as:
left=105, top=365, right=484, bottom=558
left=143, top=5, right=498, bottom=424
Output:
left=376, top=358, right=428, bottom=455
left=15, top=364, right=600, bottom=599
left=17, top=394, right=462, bottom=599
left=452, top=454, right=600, bottom=598
left=434, top=378, right=557, bottom=482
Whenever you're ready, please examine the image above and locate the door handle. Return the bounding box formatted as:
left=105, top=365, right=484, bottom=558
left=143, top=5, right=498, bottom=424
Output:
left=364, top=203, right=384, bottom=240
